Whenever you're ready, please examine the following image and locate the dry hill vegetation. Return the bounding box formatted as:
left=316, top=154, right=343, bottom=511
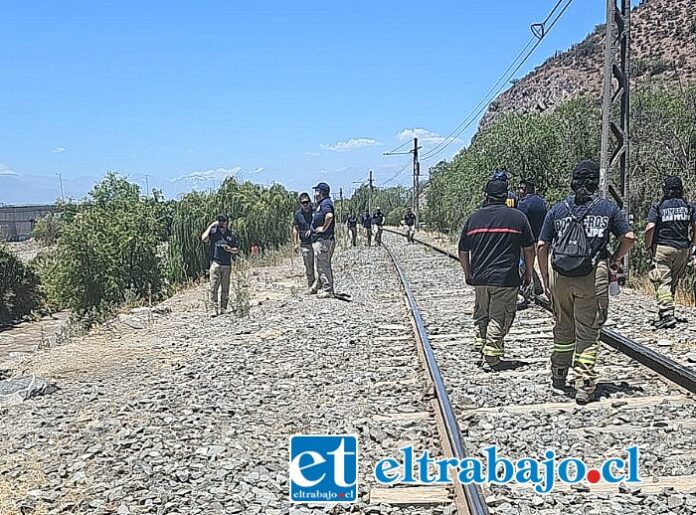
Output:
left=481, top=0, right=696, bottom=127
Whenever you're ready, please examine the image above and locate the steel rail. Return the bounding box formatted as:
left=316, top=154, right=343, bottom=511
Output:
left=383, top=227, right=696, bottom=394
left=383, top=243, right=489, bottom=515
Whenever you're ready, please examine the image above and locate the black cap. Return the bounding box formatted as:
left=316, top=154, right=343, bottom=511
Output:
left=298, top=192, right=311, bottom=201
left=572, top=160, right=600, bottom=180
left=313, top=182, right=330, bottom=194
left=664, top=175, right=683, bottom=190
left=484, top=180, right=508, bottom=200
left=217, top=214, right=228, bottom=222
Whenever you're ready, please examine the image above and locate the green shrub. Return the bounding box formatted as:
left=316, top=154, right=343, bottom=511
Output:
left=45, top=173, right=164, bottom=318
left=0, top=246, right=43, bottom=324
left=31, top=212, right=61, bottom=245
left=425, top=82, right=696, bottom=278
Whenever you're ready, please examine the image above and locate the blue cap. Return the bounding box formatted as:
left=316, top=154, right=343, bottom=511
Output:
left=491, top=170, right=509, bottom=182
left=313, top=182, right=330, bottom=194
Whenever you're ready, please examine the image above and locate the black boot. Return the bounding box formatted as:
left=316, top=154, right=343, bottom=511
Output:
left=653, top=314, right=677, bottom=329
left=551, top=367, right=568, bottom=393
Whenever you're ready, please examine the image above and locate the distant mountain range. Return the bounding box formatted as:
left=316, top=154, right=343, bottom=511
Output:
left=480, top=0, right=696, bottom=128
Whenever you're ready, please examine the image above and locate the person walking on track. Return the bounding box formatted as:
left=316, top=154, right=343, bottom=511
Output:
left=458, top=179, right=535, bottom=371
left=537, top=160, right=635, bottom=405
left=292, top=192, right=318, bottom=294
left=644, top=175, right=696, bottom=329
left=311, top=182, right=336, bottom=298
left=361, top=211, right=373, bottom=247
left=201, top=214, right=240, bottom=316
left=372, top=207, right=385, bottom=246
left=517, top=178, right=547, bottom=308
left=347, top=213, right=358, bottom=247
left=403, top=208, right=417, bottom=243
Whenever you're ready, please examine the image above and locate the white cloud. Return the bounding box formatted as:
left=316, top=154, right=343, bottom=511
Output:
left=186, top=147, right=195, bottom=155
left=305, top=151, right=321, bottom=156
left=397, top=128, right=461, bottom=146
left=172, top=166, right=242, bottom=183
left=0, top=163, right=17, bottom=176
left=51, top=147, right=65, bottom=153
left=320, top=137, right=381, bottom=152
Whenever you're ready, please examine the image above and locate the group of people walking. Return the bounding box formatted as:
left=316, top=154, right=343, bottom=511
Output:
left=200, top=164, right=695, bottom=405
left=458, top=162, right=695, bottom=404
left=346, top=209, right=385, bottom=247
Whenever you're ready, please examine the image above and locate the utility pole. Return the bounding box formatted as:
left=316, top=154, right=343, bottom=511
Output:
left=339, top=187, right=344, bottom=220
left=368, top=170, right=374, bottom=215
left=412, top=138, right=420, bottom=220
left=57, top=172, right=65, bottom=201
left=599, top=0, right=631, bottom=276
left=144, top=174, right=150, bottom=197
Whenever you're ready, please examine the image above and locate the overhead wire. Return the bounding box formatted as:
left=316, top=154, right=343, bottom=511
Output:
left=383, top=139, right=413, bottom=156
left=381, top=159, right=413, bottom=186
left=419, top=0, right=577, bottom=162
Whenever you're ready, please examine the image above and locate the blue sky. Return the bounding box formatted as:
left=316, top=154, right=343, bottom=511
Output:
left=0, top=0, right=612, bottom=204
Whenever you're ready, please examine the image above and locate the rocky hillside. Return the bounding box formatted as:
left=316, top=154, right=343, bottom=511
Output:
left=481, top=0, right=696, bottom=128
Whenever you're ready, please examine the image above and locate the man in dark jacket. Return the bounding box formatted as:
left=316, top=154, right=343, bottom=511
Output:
left=403, top=208, right=417, bottom=243
left=346, top=213, right=358, bottom=247
left=372, top=208, right=385, bottom=246
left=517, top=179, right=547, bottom=307
left=292, top=192, right=317, bottom=293
left=201, top=214, right=239, bottom=316
left=458, top=179, right=535, bottom=370
left=311, top=182, right=336, bottom=298
left=361, top=211, right=373, bottom=247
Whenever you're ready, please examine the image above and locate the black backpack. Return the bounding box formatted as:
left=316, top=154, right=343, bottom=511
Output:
left=551, top=199, right=600, bottom=277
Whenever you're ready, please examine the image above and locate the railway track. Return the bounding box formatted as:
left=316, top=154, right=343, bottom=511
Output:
left=381, top=230, right=696, bottom=514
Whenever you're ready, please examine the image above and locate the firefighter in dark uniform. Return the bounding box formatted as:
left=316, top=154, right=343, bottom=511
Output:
left=458, top=180, right=536, bottom=370
left=644, top=175, right=696, bottom=329
left=538, top=160, right=635, bottom=404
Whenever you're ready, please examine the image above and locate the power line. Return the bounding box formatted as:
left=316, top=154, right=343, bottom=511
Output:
left=420, top=37, right=536, bottom=161
left=383, top=139, right=413, bottom=156
left=382, top=159, right=412, bottom=186
left=420, top=0, right=577, bottom=162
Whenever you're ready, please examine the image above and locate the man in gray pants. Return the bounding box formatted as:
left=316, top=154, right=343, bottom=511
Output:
left=292, top=192, right=317, bottom=293
left=202, top=215, right=239, bottom=316
left=311, top=182, right=336, bottom=298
